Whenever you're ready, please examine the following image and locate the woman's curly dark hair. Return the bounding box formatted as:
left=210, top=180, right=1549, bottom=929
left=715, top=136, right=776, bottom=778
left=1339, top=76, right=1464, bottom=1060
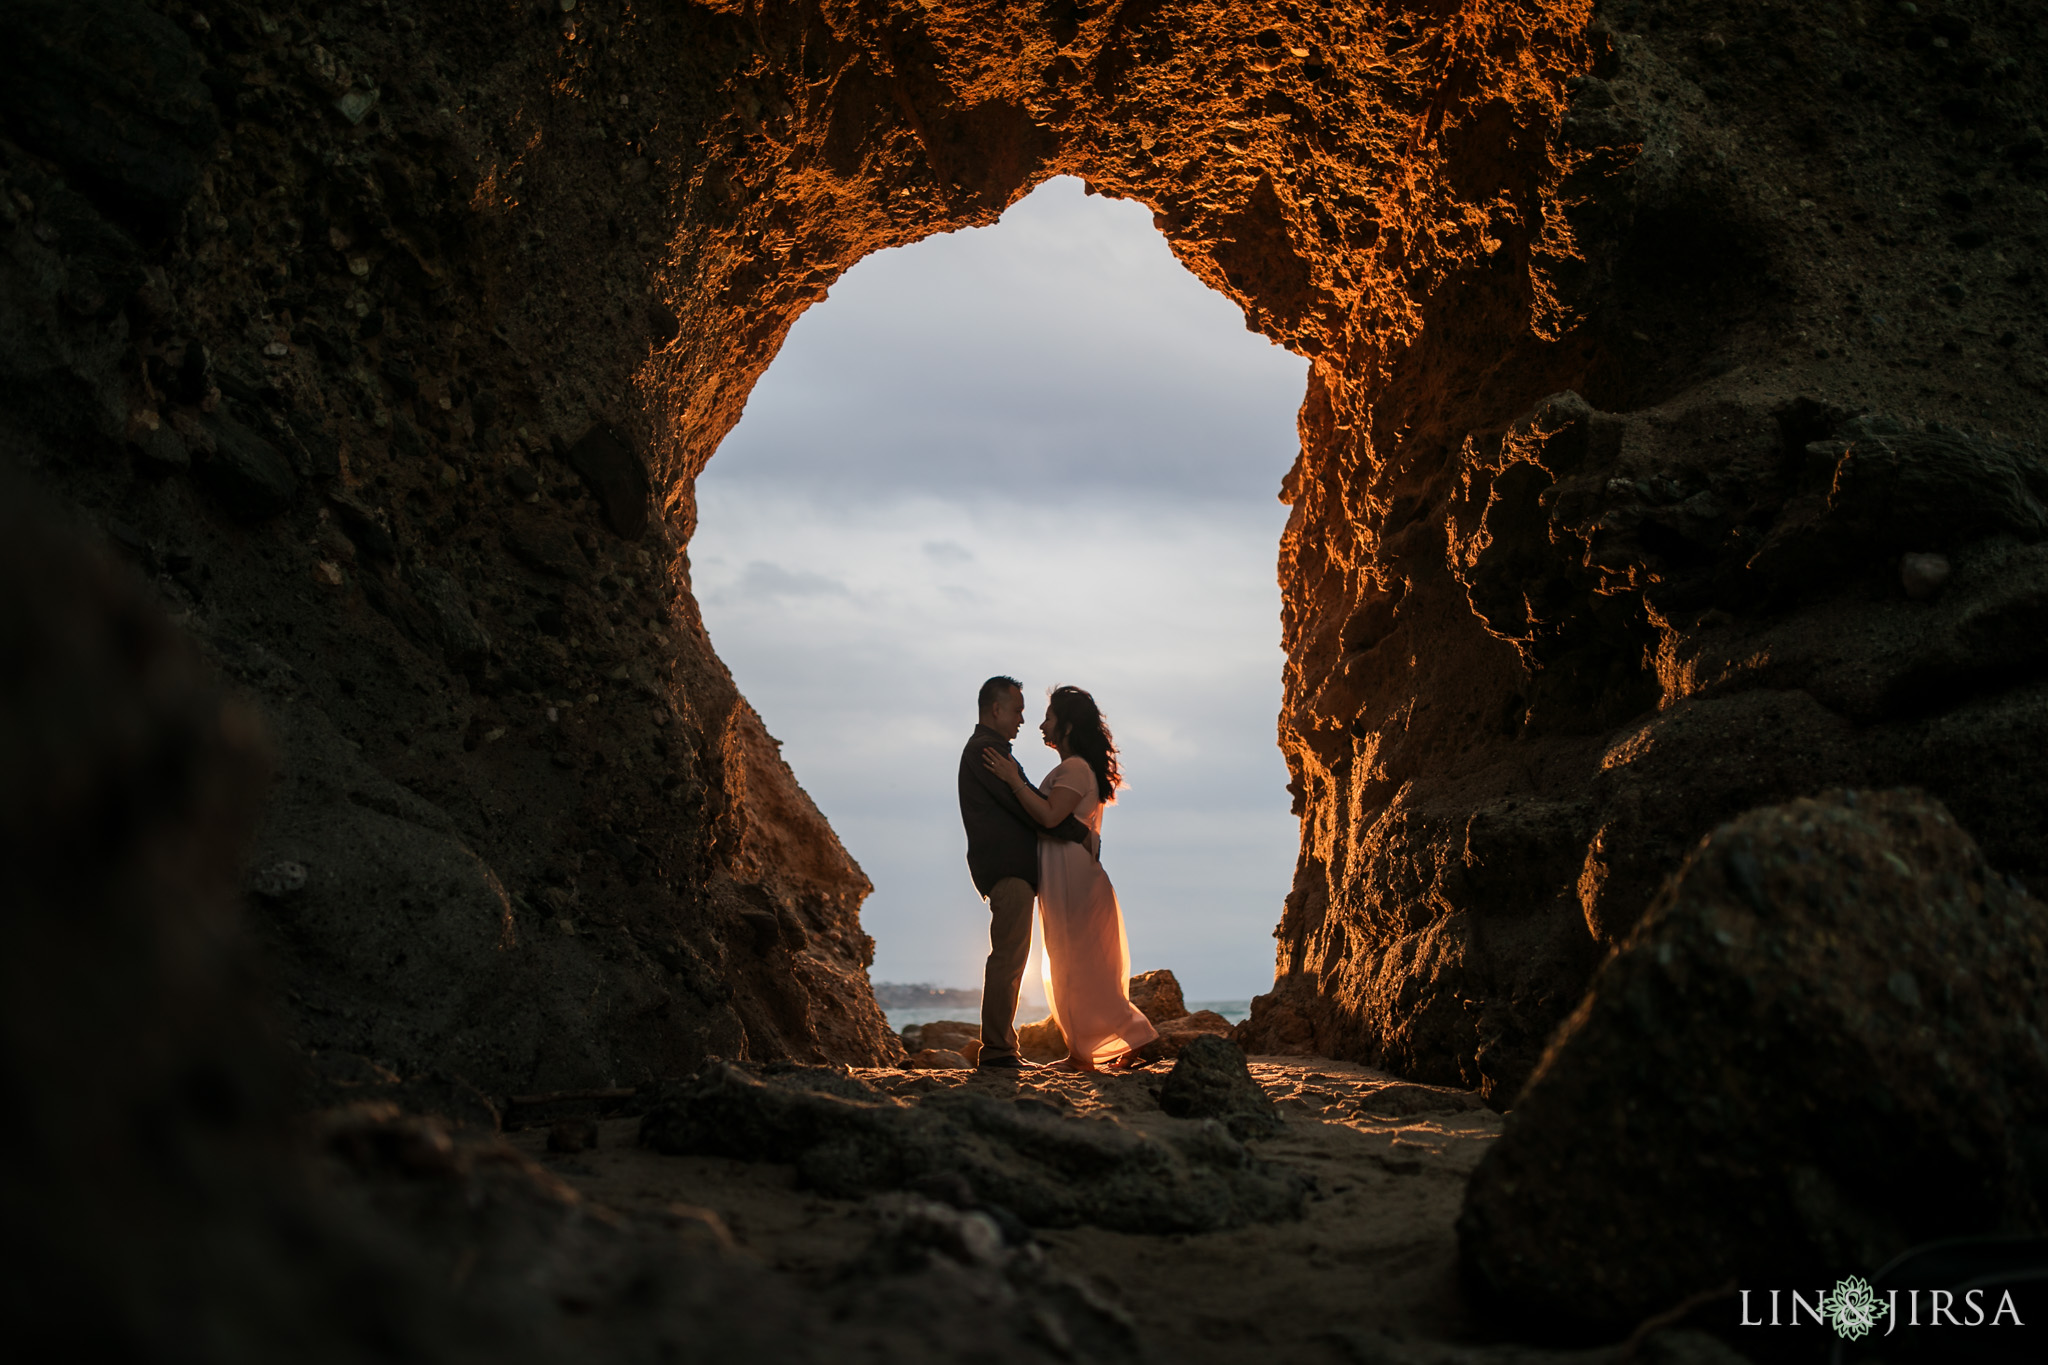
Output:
left=1047, top=685, right=1121, bottom=803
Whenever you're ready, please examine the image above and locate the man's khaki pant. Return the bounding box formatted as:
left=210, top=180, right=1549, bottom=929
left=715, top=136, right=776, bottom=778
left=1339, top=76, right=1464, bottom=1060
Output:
left=978, top=876, right=1035, bottom=1062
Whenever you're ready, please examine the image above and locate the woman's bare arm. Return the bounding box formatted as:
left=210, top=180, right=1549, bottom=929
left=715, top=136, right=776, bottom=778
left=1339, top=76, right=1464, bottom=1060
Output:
left=981, top=749, right=1084, bottom=827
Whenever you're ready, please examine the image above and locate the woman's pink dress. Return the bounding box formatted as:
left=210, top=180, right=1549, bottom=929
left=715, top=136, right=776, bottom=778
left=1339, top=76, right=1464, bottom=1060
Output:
left=1036, top=756, right=1158, bottom=1065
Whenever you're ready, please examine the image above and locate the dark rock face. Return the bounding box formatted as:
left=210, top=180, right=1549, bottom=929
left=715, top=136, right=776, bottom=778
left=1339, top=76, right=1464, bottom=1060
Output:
left=0, top=488, right=537, bottom=1364
left=0, top=486, right=1166, bottom=1365
left=563, top=424, right=651, bottom=541
left=0, top=0, right=901, bottom=1094
left=195, top=412, right=299, bottom=518
left=1457, top=789, right=2048, bottom=1335
left=1156, top=1037, right=1283, bottom=1139
left=1250, top=379, right=2048, bottom=1101
left=0, top=0, right=220, bottom=235
left=1243, top=4, right=2048, bottom=1102
left=640, top=1061, right=1306, bottom=1233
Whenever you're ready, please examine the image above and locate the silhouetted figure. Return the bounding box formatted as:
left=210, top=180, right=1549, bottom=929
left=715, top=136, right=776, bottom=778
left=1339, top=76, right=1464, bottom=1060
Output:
left=982, top=684, right=1157, bottom=1071
left=956, top=675, right=1088, bottom=1069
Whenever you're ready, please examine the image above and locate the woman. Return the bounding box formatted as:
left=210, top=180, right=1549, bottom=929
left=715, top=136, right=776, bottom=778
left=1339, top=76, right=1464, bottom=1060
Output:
left=981, top=685, right=1158, bottom=1071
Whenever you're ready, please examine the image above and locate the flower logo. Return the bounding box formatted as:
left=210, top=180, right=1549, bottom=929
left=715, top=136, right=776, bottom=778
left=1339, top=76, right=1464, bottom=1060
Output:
left=1820, top=1275, right=1889, bottom=1341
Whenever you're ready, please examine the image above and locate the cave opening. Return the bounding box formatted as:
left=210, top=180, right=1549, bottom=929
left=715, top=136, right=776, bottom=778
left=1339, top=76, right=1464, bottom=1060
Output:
left=15, top=0, right=2048, bottom=1350
left=690, top=175, right=1308, bottom=1012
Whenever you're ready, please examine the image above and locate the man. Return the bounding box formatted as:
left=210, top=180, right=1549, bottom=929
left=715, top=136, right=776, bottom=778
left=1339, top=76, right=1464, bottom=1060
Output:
left=957, top=675, right=1090, bottom=1070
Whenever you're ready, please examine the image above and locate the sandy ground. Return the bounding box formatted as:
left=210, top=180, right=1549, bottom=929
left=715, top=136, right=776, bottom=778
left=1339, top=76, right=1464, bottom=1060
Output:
left=502, top=1057, right=1672, bottom=1365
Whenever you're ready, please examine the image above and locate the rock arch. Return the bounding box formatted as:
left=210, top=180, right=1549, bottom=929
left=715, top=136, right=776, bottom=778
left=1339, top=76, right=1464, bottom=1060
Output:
left=6, top=0, right=2043, bottom=1103
left=636, top=0, right=1610, bottom=1099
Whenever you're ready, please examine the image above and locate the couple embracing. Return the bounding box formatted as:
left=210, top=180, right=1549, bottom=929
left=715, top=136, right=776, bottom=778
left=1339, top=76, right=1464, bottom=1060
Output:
left=957, top=676, right=1158, bottom=1072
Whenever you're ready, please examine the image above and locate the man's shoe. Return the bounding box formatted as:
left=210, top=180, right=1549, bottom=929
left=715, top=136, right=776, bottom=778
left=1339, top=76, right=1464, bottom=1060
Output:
left=976, top=1053, right=1026, bottom=1070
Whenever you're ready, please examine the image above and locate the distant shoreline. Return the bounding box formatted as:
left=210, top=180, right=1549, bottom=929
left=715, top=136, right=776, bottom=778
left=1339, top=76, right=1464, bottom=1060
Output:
left=881, top=995, right=1254, bottom=1031
left=870, top=982, right=983, bottom=1010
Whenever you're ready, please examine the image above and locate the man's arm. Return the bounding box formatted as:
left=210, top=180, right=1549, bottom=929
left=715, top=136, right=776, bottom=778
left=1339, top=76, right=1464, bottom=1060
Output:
left=967, top=740, right=1089, bottom=843
left=1048, top=810, right=1091, bottom=843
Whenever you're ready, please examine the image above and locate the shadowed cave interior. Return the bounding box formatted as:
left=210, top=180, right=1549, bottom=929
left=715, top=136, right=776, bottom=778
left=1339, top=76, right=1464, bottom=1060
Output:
left=4, top=0, right=2048, bottom=1361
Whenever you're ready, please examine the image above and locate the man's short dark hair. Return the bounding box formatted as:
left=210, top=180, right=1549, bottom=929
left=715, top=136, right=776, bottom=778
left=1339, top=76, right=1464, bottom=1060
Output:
left=978, top=675, right=1022, bottom=713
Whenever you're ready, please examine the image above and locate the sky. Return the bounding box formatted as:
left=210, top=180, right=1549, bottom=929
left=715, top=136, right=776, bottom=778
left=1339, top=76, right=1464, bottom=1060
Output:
left=689, top=177, right=1309, bottom=1003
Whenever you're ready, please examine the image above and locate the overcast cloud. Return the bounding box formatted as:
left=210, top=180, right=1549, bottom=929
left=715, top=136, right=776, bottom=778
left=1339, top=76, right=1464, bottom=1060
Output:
left=690, top=177, right=1308, bottom=1002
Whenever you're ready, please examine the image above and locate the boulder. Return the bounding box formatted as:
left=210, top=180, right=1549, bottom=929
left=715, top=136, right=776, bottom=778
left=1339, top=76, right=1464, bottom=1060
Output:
left=564, top=424, right=650, bottom=541
left=902, top=1048, right=971, bottom=1071
left=639, top=1062, right=1306, bottom=1234
left=1016, top=1016, right=1066, bottom=1063
left=130, top=421, right=190, bottom=474
left=1820, top=427, right=2048, bottom=552
left=327, top=492, right=396, bottom=561
left=906, top=1019, right=981, bottom=1065
left=1134, top=1009, right=1235, bottom=1063
left=1157, top=1036, right=1282, bottom=1139
left=1351, top=1082, right=1487, bottom=1119
left=0, top=0, right=220, bottom=235
left=195, top=414, right=298, bottom=520
left=1127, top=969, right=1186, bottom=1023
left=247, top=702, right=618, bottom=1093
left=1234, top=979, right=1319, bottom=1056
left=411, top=566, right=491, bottom=676
left=1458, top=789, right=2048, bottom=1335
left=503, top=516, right=588, bottom=578
left=839, top=1194, right=1141, bottom=1357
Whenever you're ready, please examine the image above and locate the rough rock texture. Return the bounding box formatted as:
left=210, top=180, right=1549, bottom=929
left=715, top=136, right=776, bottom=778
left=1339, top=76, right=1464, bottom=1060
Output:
left=1457, top=789, right=2048, bottom=1335
left=1243, top=2, right=2048, bottom=1102
left=639, top=1060, right=1307, bottom=1232
left=1009, top=971, right=1238, bottom=1063
left=509, top=1058, right=1525, bottom=1365
left=1127, top=969, right=1187, bottom=1023
left=5, top=0, right=2045, bottom=1111
left=0, top=0, right=901, bottom=1094
left=1352, top=1080, right=1489, bottom=1119
left=0, top=490, right=712, bottom=1365
left=320, top=1101, right=1143, bottom=1365
left=902, top=1017, right=983, bottom=1064
left=1134, top=1007, right=1236, bottom=1062
left=0, top=484, right=1185, bottom=1365
left=1018, top=1015, right=1070, bottom=1063
left=1157, top=1037, right=1285, bottom=1139
left=1124, top=969, right=1237, bottom=1060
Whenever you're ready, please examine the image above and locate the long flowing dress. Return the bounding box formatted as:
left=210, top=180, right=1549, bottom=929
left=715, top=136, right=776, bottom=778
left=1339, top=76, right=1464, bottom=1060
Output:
left=1036, top=756, right=1158, bottom=1065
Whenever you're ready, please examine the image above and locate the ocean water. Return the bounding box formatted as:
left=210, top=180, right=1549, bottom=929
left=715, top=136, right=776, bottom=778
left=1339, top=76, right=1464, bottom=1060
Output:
left=885, top=999, right=1252, bottom=1034
left=884, top=1004, right=986, bottom=1032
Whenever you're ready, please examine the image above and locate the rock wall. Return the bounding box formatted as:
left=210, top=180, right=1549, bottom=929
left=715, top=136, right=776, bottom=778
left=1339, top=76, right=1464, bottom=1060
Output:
left=3, top=0, right=2044, bottom=1102
left=1, top=0, right=895, bottom=1093
left=1244, top=0, right=2048, bottom=1102
left=1458, top=788, right=2048, bottom=1333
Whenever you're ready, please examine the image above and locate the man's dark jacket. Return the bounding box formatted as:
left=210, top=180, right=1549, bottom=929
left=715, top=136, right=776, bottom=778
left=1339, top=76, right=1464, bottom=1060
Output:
left=958, top=724, right=1089, bottom=896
